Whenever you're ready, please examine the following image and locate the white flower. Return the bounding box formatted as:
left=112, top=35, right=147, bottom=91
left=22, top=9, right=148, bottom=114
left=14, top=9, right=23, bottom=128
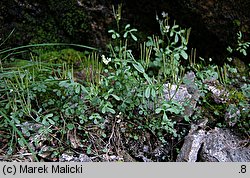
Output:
left=165, top=25, right=170, bottom=33
left=101, top=55, right=111, bottom=65
left=162, top=12, right=168, bottom=18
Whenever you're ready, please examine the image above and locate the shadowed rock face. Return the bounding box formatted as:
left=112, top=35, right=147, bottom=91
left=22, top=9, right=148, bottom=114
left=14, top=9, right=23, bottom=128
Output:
left=123, top=0, right=250, bottom=63
left=1, top=0, right=250, bottom=63
left=0, top=0, right=113, bottom=49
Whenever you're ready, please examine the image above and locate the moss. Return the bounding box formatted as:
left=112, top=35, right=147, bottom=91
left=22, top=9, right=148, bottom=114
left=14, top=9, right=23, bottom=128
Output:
left=200, top=84, right=249, bottom=134
left=232, top=58, right=248, bottom=75
left=38, top=48, right=87, bottom=67
left=228, top=88, right=247, bottom=104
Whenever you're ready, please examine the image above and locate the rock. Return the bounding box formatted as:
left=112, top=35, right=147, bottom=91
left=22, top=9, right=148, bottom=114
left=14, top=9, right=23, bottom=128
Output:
left=17, top=121, right=43, bottom=134
left=176, top=129, right=206, bottom=162
left=109, top=155, right=117, bottom=160
left=136, top=152, right=153, bottom=162
left=200, top=128, right=250, bottom=162
left=59, top=153, right=92, bottom=162
left=176, top=118, right=208, bottom=162
left=120, top=150, right=137, bottom=162
left=204, top=79, right=229, bottom=104
left=177, top=125, right=250, bottom=162
left=163, top=71, right=200, bottom=117
left=164, top=83, right=192, bottom=104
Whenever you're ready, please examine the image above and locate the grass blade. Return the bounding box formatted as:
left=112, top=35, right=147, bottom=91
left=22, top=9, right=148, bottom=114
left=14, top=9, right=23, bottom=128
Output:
left=0, top=110, right=39, bottom=162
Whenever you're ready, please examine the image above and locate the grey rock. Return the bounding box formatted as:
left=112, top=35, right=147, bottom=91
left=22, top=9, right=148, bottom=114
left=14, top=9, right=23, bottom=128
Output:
left=59, top=153, right=92, bottom=162
left=176, top=118, right=208, bottom=162
left=176, top=129, right=206, bottom=162
left=204, top=79, right=229, bottom=104
left=164, top=83, right=192, bottom=104
left=163, top=71, right=200, bottom=117
left=176, top=126, right=250, bottom=162
left=200, top=128, right=250, bottom=162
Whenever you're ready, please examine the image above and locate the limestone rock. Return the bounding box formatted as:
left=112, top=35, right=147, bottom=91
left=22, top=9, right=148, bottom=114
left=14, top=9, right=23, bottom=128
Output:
left=163, top=71, right=200, bottom=117
left=176, top=126, right=250, bottom=162
left=204, top=79, right=229, bottom=104
left=176, top=129, right=206, bottom=162
left=59, top=153, right=92, bottom=162
left=200, top=128, right=250, bottom=162
left=176, top=118, right=208, bottom=162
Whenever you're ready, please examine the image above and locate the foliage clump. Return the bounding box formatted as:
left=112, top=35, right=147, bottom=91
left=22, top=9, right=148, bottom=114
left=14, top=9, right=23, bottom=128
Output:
left=0, top=8, right=249, bottom=162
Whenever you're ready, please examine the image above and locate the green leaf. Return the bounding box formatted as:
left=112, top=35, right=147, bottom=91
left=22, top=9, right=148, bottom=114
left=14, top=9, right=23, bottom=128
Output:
left=130, top=29, right=138, bottom=32
left=155, top=108, right=162, bottom=114
left=162, top=103, right=171, bottom=109
left=125, top=24, right=131, bottom=30
left=53, top=116, right=60, bottom=122
left=59, top=81, right=69, bottom=88
left=131, top=33, right=138, bottom=41
left=180, top=50, right=188, bottom=59
left=48, top=118, right=55, bottom=125
left=80, top=85, right=88, bottom=94
left=108, top=30, right=115, bottom=33
left=94, top=119, right=99, bottom=125
left=42, top=119, right=49, bottom=126
left=43, top=113, right=53, bottom=120
left=227, top=46, right=233, bottom=53
left=56, top=90, right=61, bottom=96
left=151, top=88, right=156, bottom=98
left=166, top=108, right=180, bottom=114
left=18, top=138, right=25, bottom=147
left=107, top=108, right=116, bottom=114
left=104, top=93, right=109, bottom=100
left=102, top=133, right=107, bottom=138
left=87, top=145, right=92, bottom=154
left=145, top=86, right=150, bottom=99
left=173, top=25, right=179, bottom=29
left=175, top=34, right=179, bottom=43
left=132, top=62, right=145, bottom=73
left=242, top=50, right=247, bottom=56
left=75, top=85, right=80, bottom=94
left=162, top=112, right=169, bottom=121
left=133, top=135, right=139, bottom=140
left=143, top=73, right=152, bottom=85
left=184, top=115, right=190, bottom=122
left=170, top=31, right=174, bottom=37
left=123, top=31, right=128, bottom=38
left=108, top=88, right=114, bottom=94
left=101, top=106, right=106, bottom=114
left=111, top=94, right=121, bottom=101
left=112, top=34, right=116, bottom=39
left=67, top=123, right=75, bottom=130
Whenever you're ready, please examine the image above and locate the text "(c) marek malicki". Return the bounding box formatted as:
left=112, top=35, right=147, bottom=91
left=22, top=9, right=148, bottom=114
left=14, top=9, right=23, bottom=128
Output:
left=19, top=164, right=83, bottom=174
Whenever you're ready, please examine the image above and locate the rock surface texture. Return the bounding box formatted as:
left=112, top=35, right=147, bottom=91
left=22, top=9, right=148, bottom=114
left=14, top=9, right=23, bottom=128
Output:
left=177, top=124, right=250, bottom=162
left=164, top=71, right=200, bottom=117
